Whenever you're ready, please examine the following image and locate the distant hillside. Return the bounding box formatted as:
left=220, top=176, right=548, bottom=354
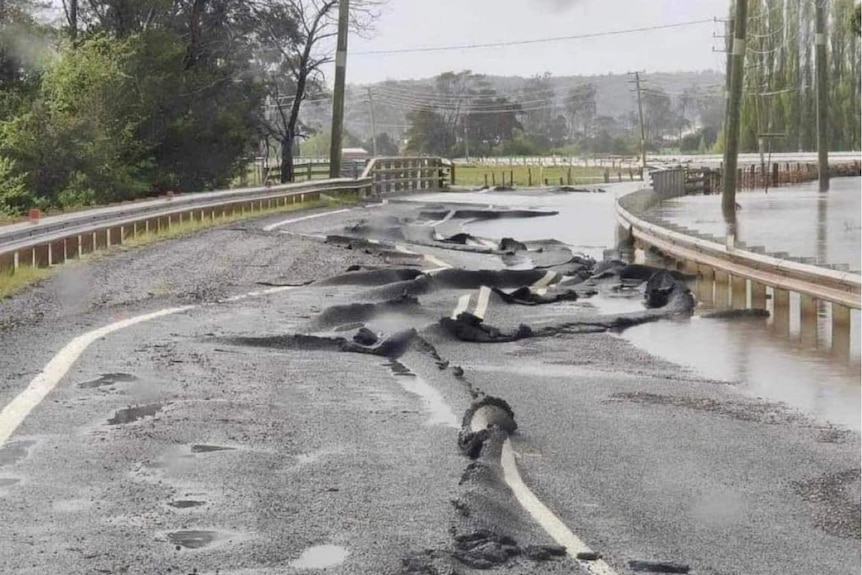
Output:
left=299, top=70, right=724, bottom=145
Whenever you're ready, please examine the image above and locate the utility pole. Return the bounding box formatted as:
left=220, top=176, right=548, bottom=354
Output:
left=630, top=71, right=647, bottom=169
left=723, top=6, right=735, bottom=137
left=329, top=0, right=350, bottom=178
left=366, top=87, right=378, bottom=156
left=815, top=0, right=830, bottom=191
left=722, top=0, right=748, bottom=220
left=463, top=115, right=470, bottom=161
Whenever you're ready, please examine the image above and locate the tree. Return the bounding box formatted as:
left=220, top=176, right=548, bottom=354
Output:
left=252, top=0, right=380, bottom=183
left=463, top=90, right=522, bottom=156
left=520, top=73, right=560, bottom=150
left=404, top=107, right=453, bottom=156
left=563, top=83, right=596, bottom=141
left=363, top=132, right=398, bottom=156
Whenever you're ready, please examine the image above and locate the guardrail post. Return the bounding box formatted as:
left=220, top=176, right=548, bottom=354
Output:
left=49, top=240, right=66, bottom=266
left=95, top=229, right=108, bottom=250
left=772, top=288, right=790, bottom=337
left=751, top=281, right=767, bottom=309
left=799, top=294, right=819, bottom=346
left=694, top=272, right=715, bottom=307
left=713, top=270, right=730, bottom=309
left=34, top=244, right=49, bottom=267
left=730, top=275, right=747, bottom=309
left=831, top=303, right=852, bottom=358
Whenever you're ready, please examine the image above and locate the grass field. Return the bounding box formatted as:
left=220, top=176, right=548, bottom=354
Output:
left=452, top=165, right=641, bottom=187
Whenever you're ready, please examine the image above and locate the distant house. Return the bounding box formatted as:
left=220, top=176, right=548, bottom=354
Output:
left=342, top=148, right=370, bottom=162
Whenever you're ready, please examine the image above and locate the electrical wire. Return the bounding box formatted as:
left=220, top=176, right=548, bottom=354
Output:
left=351, top=19, right=715, bottom=56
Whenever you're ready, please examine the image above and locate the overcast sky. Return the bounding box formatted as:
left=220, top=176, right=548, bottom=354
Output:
left=346, top=0, right=730, bottom=84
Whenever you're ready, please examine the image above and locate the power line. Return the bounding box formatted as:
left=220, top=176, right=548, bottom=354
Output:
left=351, top=19, right=716, bottom=56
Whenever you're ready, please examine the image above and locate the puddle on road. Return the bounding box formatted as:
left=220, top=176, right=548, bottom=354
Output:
left=107, top=404, right=162, bottom=425
left=168, top=530, right=218, bottom=549
left=385, top=362, right=459, bottom=429
left=78, top=373, right=138, bottom=389
left=191, top=444, right=236, bottom=454
left=168, top=500, right=206, bottom=509
left=0, top=440, right=35, bottom=467
left=290, top=545, right=349, bottom=569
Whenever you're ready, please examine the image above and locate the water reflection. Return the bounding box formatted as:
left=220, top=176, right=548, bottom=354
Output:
left=654, top=177, right=861, bottom=269
left=413, top=186, right=861, bottom=430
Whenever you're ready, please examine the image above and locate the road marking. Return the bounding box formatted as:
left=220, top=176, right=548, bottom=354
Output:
left=473, top=286, right=492, bottom=319
left=532, top=271, right=557, bottom=289
left=262, top=209, right=352, bottom=231
left=0, top=286, right=299, bottom=448
left=425, top=210, right=455, bottom=228
left=451, top=294, right=472, bottom=319
left=500, top=438, right=620, bottom=575
left=220, top=285, right=298, bottom=303
left=0, top=306, right=193, bottom=446
left=469, top=407, right=619, bottom=574
left=424, top=254, right=452, bottom=270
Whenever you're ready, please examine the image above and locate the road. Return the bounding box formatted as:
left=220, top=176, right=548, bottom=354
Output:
left=0, top=188, right=858, bottom=574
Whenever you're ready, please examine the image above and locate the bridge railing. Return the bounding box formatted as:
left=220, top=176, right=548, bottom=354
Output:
left=0, top=156, right=452, bottom=278
left=362, top=157, right=452, bottom=195
left=616, top=187, right=861, bottom=310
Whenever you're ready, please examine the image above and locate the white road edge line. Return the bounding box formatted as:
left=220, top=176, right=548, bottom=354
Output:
left=0, top=306, right=193, bottom=446
left=451, top=294, right=472, bottom=319
left=473, top=286, right=492, bottom=319
left=500, top=438, right=620, bottom=575
left=262, top=208, right=352, bottom=232
left=0, top=286, right=299, bottom=448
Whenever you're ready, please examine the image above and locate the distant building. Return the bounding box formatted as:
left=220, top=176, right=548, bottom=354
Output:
left=342, top=148, right=370, bottom=162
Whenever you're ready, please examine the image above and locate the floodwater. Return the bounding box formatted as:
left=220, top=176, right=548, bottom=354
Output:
left=652, top=177, right=862, bottom=270
left=412, top=183, right=861, bottom=431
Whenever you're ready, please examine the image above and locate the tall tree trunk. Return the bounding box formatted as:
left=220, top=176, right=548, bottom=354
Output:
left=280, top=132, right=295, bottom=183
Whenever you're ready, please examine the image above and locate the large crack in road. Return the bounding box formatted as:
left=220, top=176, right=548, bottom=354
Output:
left=0, top=192, right=858, bottom=575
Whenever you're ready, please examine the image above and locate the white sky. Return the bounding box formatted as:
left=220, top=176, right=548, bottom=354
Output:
left=346, top=0, right=731, bottom=84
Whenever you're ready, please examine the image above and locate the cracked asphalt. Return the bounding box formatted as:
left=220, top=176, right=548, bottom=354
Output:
left=0, top=190, right=858, bottom=575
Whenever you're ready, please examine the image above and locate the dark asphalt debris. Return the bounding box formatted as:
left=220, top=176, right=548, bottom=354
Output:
left=628, top=560, right=691, bottom=573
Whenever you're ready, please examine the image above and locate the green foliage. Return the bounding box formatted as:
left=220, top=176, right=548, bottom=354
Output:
left=0, top=29, right=262, bottom=214
left=740, top=0, right=860, bottom=152
left=405, top=107, right=455, bottom=156
left=0, top=156, right=33, bottom=214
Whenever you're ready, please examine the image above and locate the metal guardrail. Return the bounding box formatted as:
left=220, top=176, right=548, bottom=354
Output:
left=0, top=156, right=452, bottom=275
left=615, top=188, right=861, bottom=310
left=0, top=178, right=372, bottom=273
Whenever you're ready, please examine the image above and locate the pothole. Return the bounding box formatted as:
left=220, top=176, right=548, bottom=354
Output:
left=191, top=445, right=236, bottom=454
left=290, top=545, right=349, bottom=569
left=168, top=500, right=206, bottom=509
left=168, top=530, right=218, bottom=550
left=79, top=373, right=138, bottom=389
left=107, top=404, right=163, bottom=425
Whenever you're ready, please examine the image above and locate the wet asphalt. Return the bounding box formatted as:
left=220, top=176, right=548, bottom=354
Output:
left=0, top=192, right=859, bottom=574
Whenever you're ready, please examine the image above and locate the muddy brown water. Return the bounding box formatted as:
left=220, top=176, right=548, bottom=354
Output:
left=411, top=186, right=861, bottom=430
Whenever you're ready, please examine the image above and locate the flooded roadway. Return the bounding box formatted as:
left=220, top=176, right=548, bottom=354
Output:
left=411, top=183, right=861, bottom=431
left=653, top=177, right=862, bottom=270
